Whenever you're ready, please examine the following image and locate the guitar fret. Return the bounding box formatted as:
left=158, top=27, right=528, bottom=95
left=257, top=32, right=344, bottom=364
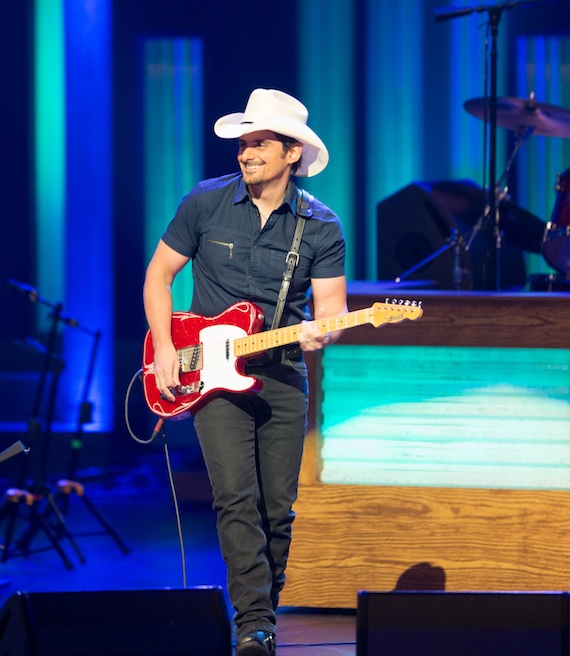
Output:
left=234, top=303, right=421, bottom=357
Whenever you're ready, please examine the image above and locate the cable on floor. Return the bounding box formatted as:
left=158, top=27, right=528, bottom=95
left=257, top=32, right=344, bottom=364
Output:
left=124, top=367, right=188, bottom=587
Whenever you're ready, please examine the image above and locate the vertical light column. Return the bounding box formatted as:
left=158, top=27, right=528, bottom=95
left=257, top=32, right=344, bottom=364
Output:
left=297, top=0, right=356, bottom=280
left=516, top=35, right=570, bottom=276
left=34, top=0, right=113, bottom=430
left=143, top=38, right=204, bottom=311
left=34, top=0, right=66, bottom=324
left=447, top=9, right=509, bottom=187
left=63, top=0, right=113, bottom=430
left=450, top=14, right=493, bottom=183
left=365, top=0, right=424, bottom=279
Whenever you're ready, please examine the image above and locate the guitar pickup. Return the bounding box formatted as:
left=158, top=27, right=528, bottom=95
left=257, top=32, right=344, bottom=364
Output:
left=178, top=345, right=203, bottom=373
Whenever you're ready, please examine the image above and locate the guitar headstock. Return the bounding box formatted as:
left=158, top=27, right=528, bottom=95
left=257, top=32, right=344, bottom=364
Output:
left=369, top=299, right=423, bottom=327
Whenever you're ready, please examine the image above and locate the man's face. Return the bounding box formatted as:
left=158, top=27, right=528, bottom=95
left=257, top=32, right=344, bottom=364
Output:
left=237, top=130, right=301, bottom=188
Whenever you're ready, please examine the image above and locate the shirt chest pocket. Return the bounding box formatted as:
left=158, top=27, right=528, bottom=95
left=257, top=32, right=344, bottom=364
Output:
left=201, top=230, right=241, bottom=280
left=205, top=238, right=234, bottom=259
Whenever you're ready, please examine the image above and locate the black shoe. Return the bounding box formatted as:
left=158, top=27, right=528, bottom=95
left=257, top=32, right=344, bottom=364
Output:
left=236, top=630, right=276, bottom=656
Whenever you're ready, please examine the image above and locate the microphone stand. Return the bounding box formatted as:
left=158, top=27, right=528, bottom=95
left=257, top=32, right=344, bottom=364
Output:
left=1, top=282, right=78, bottom=568
left=55, top=326, right=129, bottom=555
left=434, top=0, right=544, bottom=290
left=13, top=286, right=64, bottom=490
left=2, top=281, right=128, bottom=566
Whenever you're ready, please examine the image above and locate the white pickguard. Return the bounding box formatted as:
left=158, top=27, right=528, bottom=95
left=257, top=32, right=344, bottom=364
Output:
left=199, top=323, right=257, bottom=395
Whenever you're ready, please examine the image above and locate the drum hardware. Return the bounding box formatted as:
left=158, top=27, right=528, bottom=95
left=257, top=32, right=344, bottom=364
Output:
left=430, top=2, right=555, bottom=290
left=464, top=93, right=570, bottom=286
left=394, top=175, right=546, bottom=291
left=394, top=105, right=538, bottom=290
left=528, top=273, right=570, bottom=293
left=398, top=5, right=565, bottom=290
left=464, top=186, right=509, bottom=253
left=428, top=179, right=545, bottom=256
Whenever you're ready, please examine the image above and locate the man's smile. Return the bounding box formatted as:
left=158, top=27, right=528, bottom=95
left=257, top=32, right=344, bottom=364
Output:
left=242, top=162, right=264, bottom=171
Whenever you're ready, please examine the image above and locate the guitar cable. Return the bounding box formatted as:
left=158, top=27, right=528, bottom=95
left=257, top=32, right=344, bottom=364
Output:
left=124, top=367, right=188, bottom=588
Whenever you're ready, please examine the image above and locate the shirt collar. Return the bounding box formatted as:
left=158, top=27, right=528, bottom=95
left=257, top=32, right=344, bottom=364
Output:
left=233, top=176, right=298, bottom=213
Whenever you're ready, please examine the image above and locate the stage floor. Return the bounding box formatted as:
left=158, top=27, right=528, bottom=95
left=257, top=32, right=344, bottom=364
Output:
left=0, top=452, right=356, bottom=655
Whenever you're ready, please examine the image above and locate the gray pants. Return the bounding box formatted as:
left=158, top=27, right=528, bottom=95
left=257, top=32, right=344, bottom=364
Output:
left=193, top=358, right=308, bottom=637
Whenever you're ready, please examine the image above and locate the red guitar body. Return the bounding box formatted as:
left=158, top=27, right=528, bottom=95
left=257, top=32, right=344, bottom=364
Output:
left=142, top=301, right=265, bottom=420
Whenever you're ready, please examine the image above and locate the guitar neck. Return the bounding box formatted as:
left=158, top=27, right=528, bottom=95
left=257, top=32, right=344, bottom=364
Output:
left=234, top=308, right=371, bottom=358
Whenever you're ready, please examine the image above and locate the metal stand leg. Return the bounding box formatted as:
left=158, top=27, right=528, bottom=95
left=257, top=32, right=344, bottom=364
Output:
left=0, top=489, right=74, bottom=570
left=55, top=480, right=130, bottom=554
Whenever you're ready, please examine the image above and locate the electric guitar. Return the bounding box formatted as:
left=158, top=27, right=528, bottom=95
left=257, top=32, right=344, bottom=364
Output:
left=142, top=299, right=423, bottom=420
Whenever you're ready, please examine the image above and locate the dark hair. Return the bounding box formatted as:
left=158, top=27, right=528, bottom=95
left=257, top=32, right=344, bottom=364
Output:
left=274, top=132, right=302, bottom=174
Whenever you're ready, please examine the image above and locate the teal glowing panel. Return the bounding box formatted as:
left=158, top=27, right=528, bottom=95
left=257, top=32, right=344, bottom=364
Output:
left=450, top=11, right=508, bottom=183
left=516, top=35, right=570, bottom=276
left=297, top=0, right=356, bottom=279
left=33, top=0, right=113, bottom=430
left=34, top=0, right=66, bottom=328
left=320, top=345, right=570, bottom=490
left=144, top=38, right=204, bottom=311
left=364, top=0, right=424, bottom=279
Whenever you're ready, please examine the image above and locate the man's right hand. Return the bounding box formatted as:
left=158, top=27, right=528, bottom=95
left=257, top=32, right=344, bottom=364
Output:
left=152, top=341, right=181, bottom=402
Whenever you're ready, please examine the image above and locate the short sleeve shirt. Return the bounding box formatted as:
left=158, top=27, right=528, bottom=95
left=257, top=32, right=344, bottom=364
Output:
left=162, top=173, right=345, bottom=329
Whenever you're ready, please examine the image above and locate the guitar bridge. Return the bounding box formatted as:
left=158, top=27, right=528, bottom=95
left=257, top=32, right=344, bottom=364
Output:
left=177, top=382, right=204, bottom=395
left=179, top=345, right=203, bottom=373
left=163, top=381, right=204, bottom=400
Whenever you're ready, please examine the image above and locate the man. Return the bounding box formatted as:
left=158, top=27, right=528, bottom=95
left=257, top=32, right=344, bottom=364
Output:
left=143, top=88, right=347, bottom=656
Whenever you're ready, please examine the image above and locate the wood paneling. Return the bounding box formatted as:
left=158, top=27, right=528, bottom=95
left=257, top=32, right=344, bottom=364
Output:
left=343, top=287, right=570, bottom=349
left=281, top=289, right=570, bottom=609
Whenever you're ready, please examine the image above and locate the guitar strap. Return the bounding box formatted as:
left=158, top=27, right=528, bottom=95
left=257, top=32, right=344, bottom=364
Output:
left=271, top=188, right=314, bottom=331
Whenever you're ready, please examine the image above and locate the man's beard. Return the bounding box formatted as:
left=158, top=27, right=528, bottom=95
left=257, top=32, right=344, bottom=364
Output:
left=241, top=163, right=266, bottom=187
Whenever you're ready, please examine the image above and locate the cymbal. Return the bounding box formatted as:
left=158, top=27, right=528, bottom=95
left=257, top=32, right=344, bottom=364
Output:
left=464, top=95, right=570, bottom=138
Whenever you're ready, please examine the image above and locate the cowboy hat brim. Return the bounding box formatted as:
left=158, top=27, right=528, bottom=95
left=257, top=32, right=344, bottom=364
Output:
left=214, top=114, right=329, bottom=177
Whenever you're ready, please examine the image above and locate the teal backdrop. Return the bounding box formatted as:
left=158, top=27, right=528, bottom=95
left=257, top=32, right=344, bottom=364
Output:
left=0, top=0, right=568, bottom=446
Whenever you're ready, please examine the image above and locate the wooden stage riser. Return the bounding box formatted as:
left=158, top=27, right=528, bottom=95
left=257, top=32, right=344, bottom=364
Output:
left=281, top=290, right=570, bottom=609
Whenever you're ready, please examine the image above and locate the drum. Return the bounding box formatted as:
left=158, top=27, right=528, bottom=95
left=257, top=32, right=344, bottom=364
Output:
left=542, top=168, right=570, bottom=274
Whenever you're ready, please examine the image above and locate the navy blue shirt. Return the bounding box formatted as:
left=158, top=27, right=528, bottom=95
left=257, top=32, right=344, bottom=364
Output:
left=162, top=173, right=345, bottom=330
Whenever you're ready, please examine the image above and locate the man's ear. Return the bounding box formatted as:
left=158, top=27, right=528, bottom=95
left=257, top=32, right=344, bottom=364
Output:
left=287, top=143, right=303, bottom=165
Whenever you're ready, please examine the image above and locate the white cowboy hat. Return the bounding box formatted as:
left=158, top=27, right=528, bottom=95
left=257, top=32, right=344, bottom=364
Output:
left=214, top=88, right=329, bottom=177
